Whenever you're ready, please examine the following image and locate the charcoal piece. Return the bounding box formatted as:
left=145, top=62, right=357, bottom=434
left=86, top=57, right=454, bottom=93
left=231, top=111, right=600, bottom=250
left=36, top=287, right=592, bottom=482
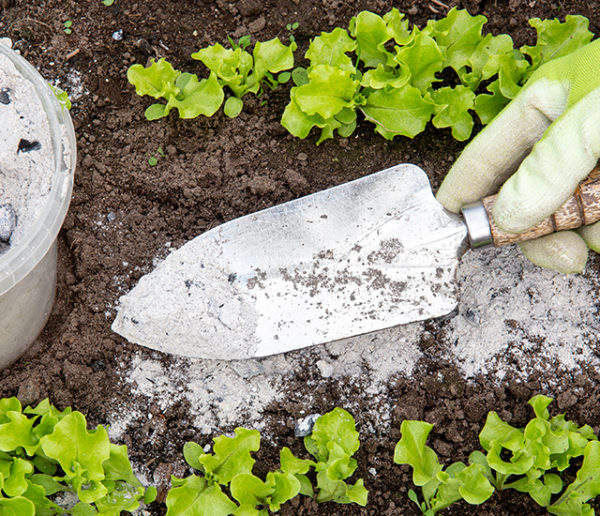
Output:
left=0, top=88, right=10, bottom=105
left=17, top=139, right=41, bottom=153
left=0, top=204, right=16, bottom=242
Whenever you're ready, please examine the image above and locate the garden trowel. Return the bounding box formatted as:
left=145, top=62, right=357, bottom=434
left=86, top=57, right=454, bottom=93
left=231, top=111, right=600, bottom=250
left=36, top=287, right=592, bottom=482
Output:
left=112, top=163, right=600, bottom=360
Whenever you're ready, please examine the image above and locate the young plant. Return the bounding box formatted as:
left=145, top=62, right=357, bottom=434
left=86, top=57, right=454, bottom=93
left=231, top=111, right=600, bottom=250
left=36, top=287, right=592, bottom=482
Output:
left=166, top=426, right=306, bottom=515
left=191, top=36, right=296, bottom=117
left=477, top=394, right=599, bottom=514
left=63, top=20, right=73, bottom=35
left=286, top=21, right=299, bottom=43
left=396, top=395, right=600, bottom=515
left=302, top=407, right=368, bottom=505
left=164, top=408, right=367, bottom=515
left=394, top=420, right=494, bottom=515
left=127, top=58, right=224, bottom=120
left=128, top=35, right=296, bottom=121
left=281, top=8, right=594, bottom=144
left=0, top=397, right=156, bottom=514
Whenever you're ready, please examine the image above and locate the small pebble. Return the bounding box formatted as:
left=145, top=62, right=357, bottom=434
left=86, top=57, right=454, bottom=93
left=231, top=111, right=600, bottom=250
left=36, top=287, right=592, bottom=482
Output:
left=112, top=29, right=123, bottom=41
left=229, top=359, right=264, bottom=379
left=297, top=152, right=308, bottom=161
left=294, top=413, right=321, bottom=437
left=464, top=307, right=481, bottom=326
left=106, top=211, right=117, bottom=222
left=0, top=88, right=11, bottom=105
left=316, top=359, right=333, bottom=378
left=0, top=204, right=16, bottom=242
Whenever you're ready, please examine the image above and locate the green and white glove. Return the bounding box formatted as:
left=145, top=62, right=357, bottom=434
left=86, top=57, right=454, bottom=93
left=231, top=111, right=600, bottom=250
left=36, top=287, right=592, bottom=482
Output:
left=437, top=38, right=600, bottom=273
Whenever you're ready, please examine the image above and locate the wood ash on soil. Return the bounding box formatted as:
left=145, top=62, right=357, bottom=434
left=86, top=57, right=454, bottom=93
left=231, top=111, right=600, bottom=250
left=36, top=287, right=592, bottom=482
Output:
left=108, top=245, right=600, bottom=442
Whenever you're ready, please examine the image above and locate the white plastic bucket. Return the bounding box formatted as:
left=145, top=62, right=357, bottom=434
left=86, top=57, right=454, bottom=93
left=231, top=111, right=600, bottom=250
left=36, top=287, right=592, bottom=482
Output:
left=0, top=44, right=76, bottom=368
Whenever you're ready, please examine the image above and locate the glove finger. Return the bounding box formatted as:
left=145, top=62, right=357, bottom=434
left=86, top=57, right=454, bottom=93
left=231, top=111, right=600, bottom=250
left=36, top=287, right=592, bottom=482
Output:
left=577, top=220, right=600, bottom=252
left=519, top=231, right=588, bottom=274
left=437, top=78, right=568, bottom=213
left=494, top=89, right=600, bottom=233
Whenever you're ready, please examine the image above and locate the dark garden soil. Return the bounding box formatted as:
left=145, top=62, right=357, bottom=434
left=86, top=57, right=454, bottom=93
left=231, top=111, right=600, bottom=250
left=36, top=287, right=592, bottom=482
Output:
left=1, top=0, right=600, bottom=514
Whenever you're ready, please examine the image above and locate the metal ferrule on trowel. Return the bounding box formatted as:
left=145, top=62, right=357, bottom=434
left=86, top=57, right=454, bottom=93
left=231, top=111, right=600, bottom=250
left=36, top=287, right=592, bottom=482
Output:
left=461, top=165, right=600, bottom=249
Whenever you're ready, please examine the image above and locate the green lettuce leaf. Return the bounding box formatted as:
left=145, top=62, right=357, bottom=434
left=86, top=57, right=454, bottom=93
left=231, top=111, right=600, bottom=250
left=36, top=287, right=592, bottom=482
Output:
left=197, top=428, right=260, bottom=484
left=394, top=31, right=444, bottom=91
left=394, top=420, right=443, bottom=487
left=349, top=10, right=390, bottom=67
left=456, top=463, right=495, bottom=505
left=361, top=85, right=434, bottom=140
left=0, top=411, right=39, bottom=456
left=39, top=412, right=110, bottom=484
left=430, top=85, right=476, bottom=141
left=127, top=58, right=180, bottom=99
left=166, top=72, right=224, bottom=119
left=281, top=97, right=343, bottom=144
left=230, top=473, right=272, bottom=514
left=423, top=7, right=486, bottom=73
left=292, top=65, right=359, bottom=120
left=252, top=37, right=296, bottom=81
left=0, top=496, right=35, bottom=516
left=304, top=408, right=360, bottom=461
left=505, top=472, right=563, bottom=507
left=305, top=28, right=357, bottom=71
left=0, top=457, right=33, bottom=497
left=521, top=15, right=594, bottom=71
left=166, top=474, right=237, bottom=516
left=475, top=79, right=510, bottom=124
left=548, top=441, right=600, bottom=515
left=265, top=471, right=300, bottom=510
left=360, top=63, right=410, bottom=90
left=461, top=33, right=519, bottom=89
left=383, top=8, right=413, bottom=45
left=279, top=447, right=314, bottom=497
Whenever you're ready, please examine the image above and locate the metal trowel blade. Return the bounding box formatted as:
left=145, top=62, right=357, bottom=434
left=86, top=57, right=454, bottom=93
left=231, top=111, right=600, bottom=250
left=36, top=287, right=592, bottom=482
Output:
left=112, top=164, right=468, bottom=360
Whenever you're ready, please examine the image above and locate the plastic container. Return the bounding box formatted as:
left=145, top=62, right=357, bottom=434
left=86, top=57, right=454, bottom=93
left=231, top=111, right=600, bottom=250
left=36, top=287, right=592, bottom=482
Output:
left=0, top=44, right=76, bottom=368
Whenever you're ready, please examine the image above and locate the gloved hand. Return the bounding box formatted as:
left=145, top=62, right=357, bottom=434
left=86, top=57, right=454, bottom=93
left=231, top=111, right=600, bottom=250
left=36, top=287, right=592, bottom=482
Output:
left=436, top=39, right=600, bottom=273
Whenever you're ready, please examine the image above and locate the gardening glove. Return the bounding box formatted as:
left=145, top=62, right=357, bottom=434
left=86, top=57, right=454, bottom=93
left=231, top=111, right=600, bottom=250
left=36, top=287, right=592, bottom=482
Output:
left=436, top=38, right=600, bottom=273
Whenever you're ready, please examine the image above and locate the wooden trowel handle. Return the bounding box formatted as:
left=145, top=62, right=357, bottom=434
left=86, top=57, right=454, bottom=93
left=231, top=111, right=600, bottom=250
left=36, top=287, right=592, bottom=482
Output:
left=479, top=166, right=600, bottom=247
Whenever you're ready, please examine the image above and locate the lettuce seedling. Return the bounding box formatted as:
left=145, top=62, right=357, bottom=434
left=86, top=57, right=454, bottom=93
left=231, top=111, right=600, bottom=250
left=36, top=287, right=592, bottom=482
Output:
left=192, top=37, right=296, bottom=118
left=0, top=397, right=155, bottom=514
left=394, top=420, right=493, bottom=515
left=165, top=408, right=367, bottom=515
left=398, top=395, right=600, bottom=514
left=282, top=7, right=594, bottom=144
left=127, top=58, right=224, bottom=120
left=303, top=407, right=368, bottom=506
left=167, top=428, right=303, bottom=515
left=478, top=394, right=598, bottom=512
